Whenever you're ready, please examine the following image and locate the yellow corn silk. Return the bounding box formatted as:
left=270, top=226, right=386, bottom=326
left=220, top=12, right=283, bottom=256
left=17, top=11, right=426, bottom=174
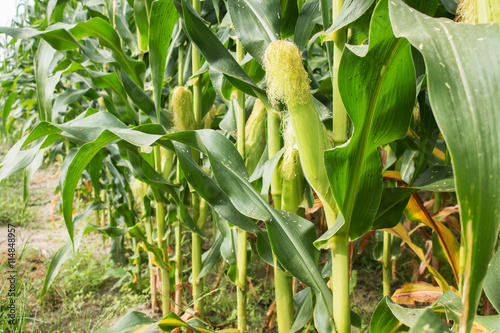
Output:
left=457, top=0, right=500, bottom=23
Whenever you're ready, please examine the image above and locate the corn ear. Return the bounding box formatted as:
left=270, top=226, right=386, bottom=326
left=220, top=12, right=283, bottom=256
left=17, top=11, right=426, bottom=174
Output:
left=280, top=120, right=300, bottom=181
left=171, top=86, right=196, bottom=131
left=160, top=148, right=175, bottom=179
left=244, top=99, right=267, bottom=175
left=130, top=179, right=147, bottom=206
left=202, top=105, right=215, bottom=129
left=263, top=40, right=336, bottom=223
left=280, top=120, right=304, bottom=213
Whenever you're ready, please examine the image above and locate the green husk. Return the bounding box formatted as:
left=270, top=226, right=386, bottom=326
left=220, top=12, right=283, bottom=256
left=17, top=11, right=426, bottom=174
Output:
left=130, top=179, right=147, bottom=206
left=280, top=121, right=304, bottom=212
left=160, top=147, right=175, bottom=181
left=171, top=86, right=196, bottom=131
left=202, top=105, right=215, bottom=129
left=245, top=99, right=267, bottom=175
left=268, top=108, right=283, bottom=206
left=280, top=120, right=300, bottom=181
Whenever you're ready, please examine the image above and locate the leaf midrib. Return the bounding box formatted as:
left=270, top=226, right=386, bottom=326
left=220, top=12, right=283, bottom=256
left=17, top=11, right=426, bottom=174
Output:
left=344, top=38, right=404, bottom=233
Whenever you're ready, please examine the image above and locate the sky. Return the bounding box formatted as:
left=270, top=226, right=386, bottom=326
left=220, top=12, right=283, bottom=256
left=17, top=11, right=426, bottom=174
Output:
left=0, top=1, right=19, bottom=27
left=0, top=1, right=21, bottom=61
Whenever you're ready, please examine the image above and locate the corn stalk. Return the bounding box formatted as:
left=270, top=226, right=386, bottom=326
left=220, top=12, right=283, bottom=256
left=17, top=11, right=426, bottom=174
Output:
left=235, top=39, right=248, bottom=333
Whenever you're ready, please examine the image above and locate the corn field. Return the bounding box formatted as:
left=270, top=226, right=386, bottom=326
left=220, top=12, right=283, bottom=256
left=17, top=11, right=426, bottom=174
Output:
left=0, top=0, right=499, bottom=332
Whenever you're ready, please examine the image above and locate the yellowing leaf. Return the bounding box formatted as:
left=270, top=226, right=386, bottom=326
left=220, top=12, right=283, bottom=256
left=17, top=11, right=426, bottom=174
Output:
left=391, top=282, right=443, bottom=305
left=404, top=194, right=460, bottom=283
left=384, top=223, right=450, bottom=291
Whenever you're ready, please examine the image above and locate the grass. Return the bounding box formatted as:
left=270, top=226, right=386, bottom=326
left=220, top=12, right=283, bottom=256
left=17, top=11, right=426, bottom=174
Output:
left=0, top=170, right=36, bottom=227
left=0, top=145, right=149, bottom=332
left=0, top=243, right=149, bottom=332
left=203, top=260, right=275, bottom=332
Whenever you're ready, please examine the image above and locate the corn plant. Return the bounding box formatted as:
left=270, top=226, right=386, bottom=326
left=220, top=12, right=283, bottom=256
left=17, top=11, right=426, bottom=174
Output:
left=1, top=0, right=499, bottom=332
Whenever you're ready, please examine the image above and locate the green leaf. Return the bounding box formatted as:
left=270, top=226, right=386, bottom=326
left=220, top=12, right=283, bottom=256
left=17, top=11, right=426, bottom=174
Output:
left=158, top=312, right=214, bottom=332
left=181, top=0, right=269, bottom=104
left=325, top=0, right=416, bottom=240
left=87, top=149, right=107, bottom=196
left=0, top=137, right=46, bottom=183
left=403, top=0, right=439, bottom=16
left=119, top=70, right=158, bottom=123
left=128, top=225, right=171, bottom=269
left=172, top=141, right=273, bottom=265
left=413, top=166, right=454, bottom=192
left=408, top=309, right=451, bottom=333
left=0, top=25, right=80, bottom=51
left=214, top=213, right=237, bottom=265
left=291, top=288, right=313, bottom=332
left=370, top=297, right=407, bottom=333
left=96, top=311, right=214, bottom=333
left=62, top=132, right=117, bottom=242
left=390, top=2, right=500, bottom=330
left=410, top=91, right=439, bottom=186
left=321, top=0, right=375, bottom=42
left=294, top=0, right=322, bottom=51
left=484, top=250, right=500, bottom=313
left=227, top=0, right=280, bottom=66
left=441, top=0, right=458, bottom=14
left=23, top=149, right=45, bottom=202
left=134, top=0, right=150, bottom=52
left=178, top=203, right=204, bottom=236
left=0, top=25, right=53, bottom=39
left=280, top=0, right=298, bottom=39
left=371, top=296, right=426, bottom=333
left=35, top=40, right=60, bottom=122
left=52, top=88, right=91, bottom=120
left=87, top=70, right=128, bottom=104
left=198, top=230, right=223, bottom=279
left=28, top=113, right=170, bottom=242
left=115, top=12, right=139, bottom=55
left=168, top=130, right=334, bottom=331
left=2, top=91, right=19, bottom=137
left=432, top=291, right=500, bottom=332
left=372, top=187, right=418, bottom=229
left=149, top=0, right=179, bottom=113
left=249, top=147, right=285, bottom=196
left=96, top=311, right=157, bottom=333
left=70, top=18, right=146, bottom=85
left=125, top=145, right=180, bottom=203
